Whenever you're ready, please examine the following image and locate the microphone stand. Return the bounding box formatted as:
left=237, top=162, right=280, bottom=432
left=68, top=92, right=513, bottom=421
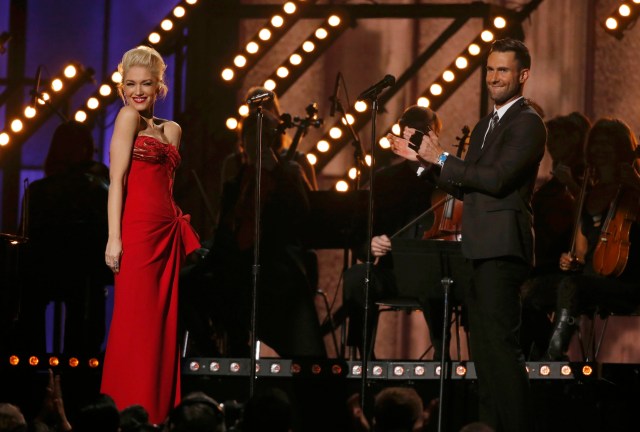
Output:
left=249, top=103, right=266, bottom=398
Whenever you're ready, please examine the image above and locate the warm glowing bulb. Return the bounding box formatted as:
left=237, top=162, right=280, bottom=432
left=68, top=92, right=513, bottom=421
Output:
left=430, top=83, right=443, bottom=96
left=539, top=365, right=551, bottom=376
left=75, top=110, right=87, bottom=122
left=69, top=357, right=79, bottom=367
left=605, top=17, right=618, bottom=30
left=112, top=71, right=122, bottom=83
left=226, top=118, right=238, bottom=130
left=9, top=355, right=19, bottom=365
left=271, top=15, right=284, bottom=27
left=186, top=0, right=197, bottom=4
left=283, top=2, right=296, bottom=14
left=29, top=356, right=39, bottom=366
left=259, top=28, right=272, bottom=41
left=290, top=54, right=302, bottom=65
left=306, top=153, right=317, bottom=165
left=416, top=96, right=431, bottom=108
left=391, top=124, right=401, bottom=135
left=234, top=55, right=247, bottom=68
left=336, top=180, right=349, bottom=192
left=11, top=119, right=23, bottom=132
left=64, top=65, right=77, bottom=78
left=0, top=132, right=9, bottom=146
left=39, top=92, right=50, bottom=103
left=99, top=84, right=112, bottom=96
left=302, top=41, right=315, bottom=52
left=221, top=68, right=234, bottom=81
left=264, top=79, right=276, bottom=91
left=455, top=56, right=468, bottom=69
left=365, top=155, right=372, bottom=166
left=276, top=66, right=289, bottom=78
left=468, top=44, right=481, bottom=55
left=88, top=358, right=100, bottom=368
left=24, top=106, right=36, bottom=118
left=238, top=105, right=249, bottom=116
left=315, top=28, right=328, bottom=39
left=51, top=79, right=63, bottom=91
left=341, top=114, right=354, bottom=125
left=493, top=16, right=507, bottom=29
left=582, top=365, right=593, bottom=376
left=161, top=19, right=173, bottom=31
left=348, top=167, right=358, bottom=179
left=379, top=137, right=390, bottom=149
left=328, top=15, right=341, bottom=26
left=443, top=70, right=455, bottom=82
left=329, top=127, right=342, bottom=139
left=87, top=97, right=99, bottom=109
left=560, top=365, right=572, bottom=376
left=49, top=357, right=59, bottom=367
left=481, top=30, right=494, bottom=42
left=246, top=42, right=259, bottom=54
left=619, top=5, right=631, bottom=16
left=317, top=140, right=330, bottom=152
left=173, top=6, right=186, bottom=18
left=148, top=32, right=161, bottom=44
left=354, top=101, right=367, bottom=112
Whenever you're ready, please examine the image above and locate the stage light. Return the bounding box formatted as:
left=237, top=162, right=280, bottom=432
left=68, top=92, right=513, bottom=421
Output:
left=276, top=66, right=289, bottom=78
left=311, top=364, right=322, bottom=374
left=331, top=364, right=343, bottom=375
left=435, top=365, right=442, bottom=376
left=306, top=153, right=317, bottom=165
left=316, top=140, right=330, bottom=152
left=379, top=136, right=391, bottom=149
left=290, top=54, right=302, bottom=65
left=302, top=41, right=315, bottom=52
left=417, top=97, right=430, bottom=107
left=88, top=358, right=100, bottom=368
left=9, top=355, right=19, bottom=366
left=75, top=111, right=87, bottom=122
left=341, top=114, right=354, bottom=125
left=0, top=133, right=9, bottom=146
left=234, top=55, right=247, bottom=68
left=315, top=28, right=328, bottom=39
left=111, top=71, right=121, bottom=83
left=270, top=362, right=282, bottom=374
left=329, top=127, right=342, bottom=139
left=11, top=119, right=23, bottom=132
left=414, top=365, right=426, bottom=376
left=238, top=105, right=249, bottom=116
left=68, top=357, right=79, bottom=367
left=539, top=364, right=551, bottom=376
left=24, top=106, right=36, bottom=118
left=63, top=65, right=77, bottom=78
left=226, top=118, right=239, bottom=130
left=209, top=361, right=220, bottom=372
left=189, top=361, right=200, bottom=371
left=561, top=365, right=572, bottom=376
left=348, top=167, right=358, bottom=179
left=455, top=56, right=469, bottom=69
left=49, top=356, right=59, bottom=367
left=455, top=364, right=467, bottom=376
left=335, top=180, right=349, bottom=192
left=354, top=101, right=367, bottom=112
left=29, top=356, right=39, bottom=366
left=87, top=97, right=99, bottom=109
left=161, top=19, right=173, bottom=31
left=372, top=365, right=384, bottom=376
left=229, top=362, right=241, bottom=373
left=602, top=1, right=640, bottom=39
left=259, top=28, right=272, bottom=41
left=493, top=16, right=507, bottom=28
left=291, top=363, right=302, bottom=374
left=582, top=365, right=593, bottom=376
left=391, top=124, right=401, bottom=135
left=173, top=6, right=186, bottom=18
left=365, top=154, right=372, bottom=166
left=221, top=68, right=234, bottom=81
left=351, top=364, right=362, bottom=376
left=283, top=1, right=296, bottom=14
left=468, top=43, right=481, bottom=55
left=51, top=79, right=63, bottom=92
left=271, top=15, right=284, bottom=27
left=328, top=15, right=341, bottom=26
left=264, top=79, right=276, bottom=91
left=443, top=70, right=455, bottom=82
left=430, top=83, right=443, bottom=95
left=246, top=41, right=259, bottom=54
left=480, top=30, right=494, bottom=42
left=393, top=366, right=405, bottom=376
left=148, top=32, right=161, bottom=44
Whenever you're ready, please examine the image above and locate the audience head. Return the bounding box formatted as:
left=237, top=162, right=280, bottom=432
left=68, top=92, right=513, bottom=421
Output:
left=546, top=112, right=590, bottom=175
left=0, top=403, right=27, bottom=432
left=164, top=392, right=225, bottom=432
left=44, top=121, right=95, bottom=177
left=241, top=387, right=292, bottom=432
left=373, top=387, right=425, bottom=432
left=398, top=105, right=442, bottom=136
left=73, top=393, right=120, bottom=432
left=585, top=117, right=638, bottom=173
left=120, top=404, right=156, bottom=432
left=459, top=421, right=495, bottom=432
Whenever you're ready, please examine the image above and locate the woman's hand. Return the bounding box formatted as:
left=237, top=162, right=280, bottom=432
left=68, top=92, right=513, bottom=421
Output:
left=105, top=237, right=123, bottom=274
left=371, top=235, right=392, bottom=257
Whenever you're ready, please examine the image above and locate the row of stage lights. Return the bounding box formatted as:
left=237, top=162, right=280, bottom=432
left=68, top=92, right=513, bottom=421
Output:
left=221, top=0, right=316, bottom=84
left=183, top=358, right=596, bottom=380
left=72, top=0, right=200, bottom=127
left=7, top=355, right=100, bottom=369
left=0, top=64, right=94, bottom=148
left=224, top=11, right=347, bottom=132
left=0, top=0, right=200, bottom=149
left=603, top=0, right=640, bottom=39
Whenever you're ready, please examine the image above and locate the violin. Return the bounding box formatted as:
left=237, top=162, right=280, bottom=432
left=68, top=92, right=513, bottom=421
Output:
left=422, top=125, right=470, bottom=240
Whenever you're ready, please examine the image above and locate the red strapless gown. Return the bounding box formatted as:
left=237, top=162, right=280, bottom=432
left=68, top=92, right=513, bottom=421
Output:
left=101, top=136, right=200, bottom=424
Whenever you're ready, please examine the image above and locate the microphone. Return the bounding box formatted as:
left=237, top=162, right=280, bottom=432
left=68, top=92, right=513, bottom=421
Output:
left=357, top=74, right=395, bottom=101
left=32, top=65, right=42, bottom=108
left=329, top=72, right=341, bottom=117
left=247, top=90, right=274, bottom=105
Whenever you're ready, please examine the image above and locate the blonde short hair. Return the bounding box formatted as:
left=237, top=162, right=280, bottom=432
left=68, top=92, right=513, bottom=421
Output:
left=117, top=45, right=168, bottom=101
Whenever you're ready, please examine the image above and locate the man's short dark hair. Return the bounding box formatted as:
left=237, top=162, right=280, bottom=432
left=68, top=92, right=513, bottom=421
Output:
left=398, top=106, right=442, bottom=135
left=489, top=38, right=531, bottom=70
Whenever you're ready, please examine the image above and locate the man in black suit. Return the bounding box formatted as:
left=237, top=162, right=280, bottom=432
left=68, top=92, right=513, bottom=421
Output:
left=391, top=38, right=546, bottom=432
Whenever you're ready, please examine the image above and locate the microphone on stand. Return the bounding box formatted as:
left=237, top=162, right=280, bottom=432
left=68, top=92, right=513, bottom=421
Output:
left=31, top=65, right=42, bottom=108
left=357, top=74, right=395, bottom=101
left=247, top=90, right=274, bottom=105
left=329, top=72, right=341, bottom=117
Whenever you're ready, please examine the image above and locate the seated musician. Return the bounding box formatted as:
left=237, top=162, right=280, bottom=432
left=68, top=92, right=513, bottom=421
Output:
left=544, top=117, right=640, bottom=361
left=183, top=87, right=325, bottom=358
left=519, top=112, right=591, bottom=359
left=343, top=105, right=453, bottom=360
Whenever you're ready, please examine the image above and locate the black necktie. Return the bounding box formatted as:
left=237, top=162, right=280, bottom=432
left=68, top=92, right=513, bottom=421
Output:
left=482, top=111, right=500, bottom=148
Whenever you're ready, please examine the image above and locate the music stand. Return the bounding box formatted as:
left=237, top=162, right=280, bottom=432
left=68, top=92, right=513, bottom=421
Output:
left=390, top=238, right=472, bottom=432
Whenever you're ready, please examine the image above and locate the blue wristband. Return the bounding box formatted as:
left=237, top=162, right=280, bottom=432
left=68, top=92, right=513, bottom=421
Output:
left=436, top=151, right=449, bottom=167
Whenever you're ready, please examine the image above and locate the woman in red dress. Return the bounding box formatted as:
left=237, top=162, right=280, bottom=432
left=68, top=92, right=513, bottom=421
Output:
left=101, top=45, right=200, bottom=424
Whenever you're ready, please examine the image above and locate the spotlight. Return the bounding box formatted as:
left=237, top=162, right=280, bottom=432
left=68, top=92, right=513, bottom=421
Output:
left=9, top=355, right=19, bottom=366
left=602, top=1, right=640, bottom=39
left=69, top=357, right=79, bottom=367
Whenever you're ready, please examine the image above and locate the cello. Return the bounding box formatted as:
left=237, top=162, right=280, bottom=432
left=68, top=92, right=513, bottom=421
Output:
left=422, top=125, right=470, bottom=240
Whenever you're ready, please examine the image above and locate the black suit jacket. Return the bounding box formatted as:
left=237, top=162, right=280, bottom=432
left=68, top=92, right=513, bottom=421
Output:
left=435, top=99, right=546, bottom=264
